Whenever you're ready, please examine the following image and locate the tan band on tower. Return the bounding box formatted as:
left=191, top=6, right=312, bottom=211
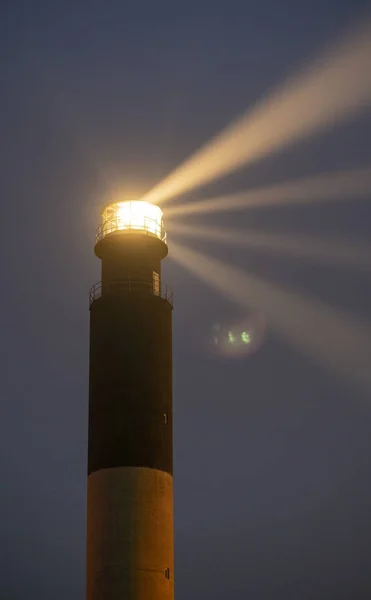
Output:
left=86, top=466, right=174, bottom=600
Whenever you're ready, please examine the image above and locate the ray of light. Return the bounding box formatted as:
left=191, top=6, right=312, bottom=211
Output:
left=165, top=167, right=371, bottom=217
left=171, top=241, right=371, bottom=392
left=169, top=223, right=371, bottom=270
left=143, top=19, right=371, bottom=206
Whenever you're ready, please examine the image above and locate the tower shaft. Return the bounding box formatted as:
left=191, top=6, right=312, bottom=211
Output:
left=86, top=221, right=174, bottom=599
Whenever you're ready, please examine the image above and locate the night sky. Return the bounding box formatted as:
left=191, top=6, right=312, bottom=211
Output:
left=1, top=1, right=371, bottom=599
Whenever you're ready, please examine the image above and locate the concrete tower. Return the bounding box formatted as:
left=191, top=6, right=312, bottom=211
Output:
left=86, top=200, right=174, bottom=600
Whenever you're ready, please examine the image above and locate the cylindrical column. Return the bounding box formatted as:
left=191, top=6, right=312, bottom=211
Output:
left=86, top=205, right=174, bottom=600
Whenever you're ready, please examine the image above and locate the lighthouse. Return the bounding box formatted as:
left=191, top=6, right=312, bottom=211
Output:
left=86, top=200, right=174, bottom=600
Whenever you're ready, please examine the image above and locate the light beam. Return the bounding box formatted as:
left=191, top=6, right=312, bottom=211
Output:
left=166, top=167, right=371, bottom=217
left=169, top=223, right=371, bottom=270
left=143, top=19, right=371, bottom=206
left=171, top=241, right=371, bottom=392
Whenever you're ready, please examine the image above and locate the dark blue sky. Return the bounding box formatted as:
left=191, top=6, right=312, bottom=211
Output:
left=1, top=1, right=371, bottom=599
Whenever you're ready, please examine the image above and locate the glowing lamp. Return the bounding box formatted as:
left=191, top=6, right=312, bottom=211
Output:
left=99, top=200, right=166, bottom=242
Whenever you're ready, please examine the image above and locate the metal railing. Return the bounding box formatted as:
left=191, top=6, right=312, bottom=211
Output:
left=89, top=278, right=174, bottom=309
left=96, top=216, right=167, bottom=244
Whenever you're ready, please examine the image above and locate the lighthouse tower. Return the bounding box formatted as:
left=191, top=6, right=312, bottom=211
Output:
left=86, top=200, right=174, bottom=600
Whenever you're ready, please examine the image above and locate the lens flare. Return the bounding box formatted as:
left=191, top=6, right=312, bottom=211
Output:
left=210, top=313, right=266, bottom=359
left=171, top=241, right=371, bottom=392
left=241, top=332, right=251, bottom=344
left=143, top=20, right=371, bottom=206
